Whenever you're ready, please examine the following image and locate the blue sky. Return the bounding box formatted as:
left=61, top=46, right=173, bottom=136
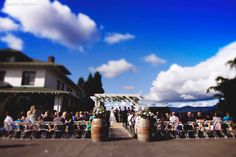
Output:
left=0, top=0, right=236, bottom=104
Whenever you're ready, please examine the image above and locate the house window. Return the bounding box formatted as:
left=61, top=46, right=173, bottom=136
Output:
left=57, top=80, right=61, bottom=90
left=21, top=71, right=36, bottom=85
left=0, top=71, right=6, bottom=81
left=61, top=83, right=64, bottom=91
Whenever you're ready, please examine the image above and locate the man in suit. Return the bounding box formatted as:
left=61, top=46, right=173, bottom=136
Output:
left=118, top=107, right=122, bottom=122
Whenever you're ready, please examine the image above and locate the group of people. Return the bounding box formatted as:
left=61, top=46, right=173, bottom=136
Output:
left=159, top=111, right=233, bottom=131
left=1, top=104, right=235, bottom=139
left=109, top=106, right=234, bottom=137
left=109, top=106, right=135, bottom=124
left=2, top=105, right=94, bottom=134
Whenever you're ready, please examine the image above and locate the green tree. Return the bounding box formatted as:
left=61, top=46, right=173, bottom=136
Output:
left=77, top=77, right=85, bottom=98
left=85, top=73, right=95, bottom=96
left=77, top=77, right=85, bottom=88
left=76, top=72, right=105, bottom=111
left=93, top=72, right=105, bottom=94
left=227, top=58, right=236, bottom=69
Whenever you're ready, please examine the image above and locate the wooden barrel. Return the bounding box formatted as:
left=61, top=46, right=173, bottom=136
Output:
left=91, top=118, right=107, bottom=142
left=137, top=118, right=150, bottom=142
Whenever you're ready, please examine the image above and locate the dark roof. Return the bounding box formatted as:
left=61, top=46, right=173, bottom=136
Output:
left=0, top=48, right=71, bottom=75
left=0, top=62, right=71, bottom=75
left=0, top=49, right=32, bottom=62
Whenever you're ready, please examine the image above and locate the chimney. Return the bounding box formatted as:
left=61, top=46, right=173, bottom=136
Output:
left=48, top=56, right=55, bottom=63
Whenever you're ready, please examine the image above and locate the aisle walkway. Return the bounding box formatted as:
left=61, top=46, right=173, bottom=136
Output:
left=109, top=123, right=132, bottom=140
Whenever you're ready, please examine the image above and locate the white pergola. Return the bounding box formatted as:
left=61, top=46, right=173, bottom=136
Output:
left=90, top=94, right=143, bottom=109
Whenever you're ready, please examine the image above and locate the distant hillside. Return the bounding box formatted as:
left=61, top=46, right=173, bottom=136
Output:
left=169, top=105, right=217, bottom=113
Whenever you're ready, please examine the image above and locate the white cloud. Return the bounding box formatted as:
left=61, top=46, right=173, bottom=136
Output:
left=141, top=99, right=218, bottom=108
left=2, top=0, right=98, bottom=49
left=0, top=17, right=19, bottom=32
left=122, top=86, right=135, bottom=90
left=1, top=34, right=23, bottom=50
left=104, top=33, right=135, bottom=44
left=180, top=94, right=196, bottom=100
left=144, top=54, right=166, bottom=66
left=146, top=42, right=236, bottom=102
left=91, top=59, right=135, bottom=78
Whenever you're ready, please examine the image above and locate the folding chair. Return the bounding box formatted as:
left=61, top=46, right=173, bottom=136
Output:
left=213, top=121, right=225, bottom=138
left=196, top=120, right=205, bottom=138
left=166, top=121, right=176, bottom=139
left=73, top=121, right=82, bottom=138
left=13, top=122, right=23, bottom=138
left=176, top=122, right=186, bottom=139
left=64, top=122, right=75, bottom=139
left=184, top=122, right=198, bottom=139
left=222, top=122, right=235, bottom=138
left=34, top=121, right=47, bottom=139
left=81, top=121, right=91, bottom=138
left=203, top=121, right=217, bottom=138
left=21, top=123, right=34, bottom=139
left=52, top=121, right=65, bottom=139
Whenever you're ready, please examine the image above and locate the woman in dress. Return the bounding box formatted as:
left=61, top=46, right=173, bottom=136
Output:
left=109, top=107, right=117, bottom=124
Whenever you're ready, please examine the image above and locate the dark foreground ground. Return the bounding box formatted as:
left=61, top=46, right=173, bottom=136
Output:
left=0, top=138, right=236, bottom=157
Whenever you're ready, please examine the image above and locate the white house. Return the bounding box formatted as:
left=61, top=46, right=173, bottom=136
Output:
left=0, top=49, right=80, bottom=112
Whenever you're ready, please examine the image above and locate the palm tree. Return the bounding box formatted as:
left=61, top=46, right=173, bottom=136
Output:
left=207, top=57, right=236, bottom=119
left=226, top=57, right=236, bottom=69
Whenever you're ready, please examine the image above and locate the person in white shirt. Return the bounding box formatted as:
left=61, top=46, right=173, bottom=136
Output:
left=127, top=112, right=135, bottom=131
left=134, top=112, right=141, bottom=134
left=4, top=112, right=14, bottom=132
left=213, top=112, right=222, bottom=131
left=169, top=112, right=179, bottom=123
left=169, top=112, right=179, bottom=130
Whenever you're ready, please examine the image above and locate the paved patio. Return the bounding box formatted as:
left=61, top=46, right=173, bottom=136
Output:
left=1, top=125, right=236, bottom=157
left=0, top=138, right=236, bottom=157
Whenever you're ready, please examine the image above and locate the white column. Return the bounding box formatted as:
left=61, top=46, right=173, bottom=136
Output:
left=90, top=96, right=101, bottom=107
left=53, top=95, right=63, bottom=112
left=97, top=98, right=101, bottom=107
left=132, top=100, right=141, bottom=111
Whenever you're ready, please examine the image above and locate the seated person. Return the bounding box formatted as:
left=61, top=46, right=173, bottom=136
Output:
left=183, top=112, right=196, bottom=124
left=15, top=114, right=23, bottom=123
left=43, top=111, right=52, bottom=122
left=4, top=112, right=14, bottom=132
left=223, top=112, right=233, bottom=122
left=222, top=112, right=233, bottom=134
left=169, top=112, right=179, bottom=123
left=87, top=112, right=96, bottom=132
left=169, top=112, right=179, bottom=130
left=153, top=112, right=160, bottom=121
left=65, top=113, right=74, bottom=133
left=165, top=113, right=170, bottom=121
left=14, top=114, right=24, bottom=130
left=78, top=111, right=85, bottom=121
left=53, top=112, right=63, bottom=123
left=24, top=111, right=33, bottom=124
left=196, top=112, right=205, bottom=130
left=196, top=112, right=205, bottom=121
left=205, top=114, right=212, bottom=121
left=182, top=112, right=196, bottom=130
left=74, top=112, right=79, bottom=121
left=212, top=112, right=222, bottom=131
